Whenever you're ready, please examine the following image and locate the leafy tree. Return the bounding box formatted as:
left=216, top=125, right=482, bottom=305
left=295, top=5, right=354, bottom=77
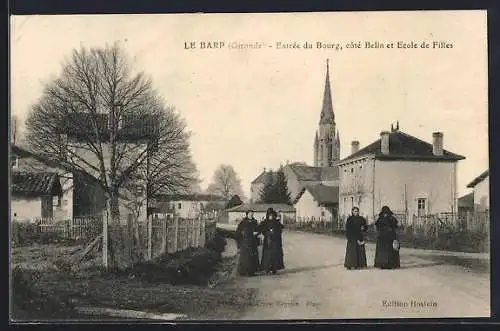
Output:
left=259, top=166, right=291, bottom=204
left=258, top=170, right=276, bottom=203
left=274, top=166, right=292, bottom=204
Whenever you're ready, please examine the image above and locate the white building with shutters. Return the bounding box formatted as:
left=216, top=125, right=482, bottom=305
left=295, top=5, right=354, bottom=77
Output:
left=337, top=124, right=465, bottom=224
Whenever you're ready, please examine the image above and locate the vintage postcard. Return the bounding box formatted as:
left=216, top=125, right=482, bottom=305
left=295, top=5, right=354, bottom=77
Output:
left=10, top=10, right=489, bottom=321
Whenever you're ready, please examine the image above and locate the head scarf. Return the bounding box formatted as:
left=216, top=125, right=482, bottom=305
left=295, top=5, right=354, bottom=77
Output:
left=379, top=205, right=393, bottom=218
left=266, top=208, right=275, bottom=219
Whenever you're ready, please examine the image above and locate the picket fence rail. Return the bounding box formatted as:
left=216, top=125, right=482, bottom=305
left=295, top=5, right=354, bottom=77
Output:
left=295, top=211, right=489, bottom=237
left=18, top=214, right=217, bottom=255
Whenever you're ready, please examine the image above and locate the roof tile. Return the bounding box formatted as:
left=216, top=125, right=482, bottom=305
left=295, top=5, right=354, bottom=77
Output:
left=11, top=171, right=62, bottom=196
left=339, top=130, right=465, bottom=163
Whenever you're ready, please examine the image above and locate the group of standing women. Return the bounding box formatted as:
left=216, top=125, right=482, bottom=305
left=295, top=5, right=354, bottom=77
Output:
left=344, top=205, right=401, bottom=270
left=235, top=208, right=284, bottom=276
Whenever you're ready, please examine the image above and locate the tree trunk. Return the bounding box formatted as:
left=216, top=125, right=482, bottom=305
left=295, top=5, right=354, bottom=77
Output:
left=107, top=189, right=123, bottom=268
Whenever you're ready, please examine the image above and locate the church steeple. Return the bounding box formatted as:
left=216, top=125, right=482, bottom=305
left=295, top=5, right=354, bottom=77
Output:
left=319, top=59, right=335, bottom=125
left=314, top=59, right=340, bottom=168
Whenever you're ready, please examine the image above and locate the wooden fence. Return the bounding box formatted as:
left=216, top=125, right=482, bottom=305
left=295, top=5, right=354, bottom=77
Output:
left=294, top=216, right=344, bottom=231
left=32, top=216, right=103, bottom=241
left=397, top=211, right=489, bottom=237
left=16, top=213, right=216, bottom=251
left=294, top=211, right=489, bottom=237
left=101, top=214, right=217, bottom=266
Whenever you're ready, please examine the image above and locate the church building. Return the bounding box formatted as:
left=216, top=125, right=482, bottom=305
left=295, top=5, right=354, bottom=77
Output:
left=250, top=60, right=340, bottom=222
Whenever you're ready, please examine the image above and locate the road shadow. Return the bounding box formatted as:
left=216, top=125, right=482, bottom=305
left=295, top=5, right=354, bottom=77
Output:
left=398, top=261, right=445, bottom=270
left=407, top=254, right=489, bottom=274
left=280, top=263, right=343, bottom=275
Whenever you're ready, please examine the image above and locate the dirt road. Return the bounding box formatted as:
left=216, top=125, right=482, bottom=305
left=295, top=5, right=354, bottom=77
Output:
left=232, top=230, right=490, bottom=320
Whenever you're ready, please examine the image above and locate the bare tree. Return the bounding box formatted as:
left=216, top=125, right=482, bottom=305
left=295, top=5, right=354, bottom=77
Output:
left=345, top=167, right=365, bottom=207
left=206, top=164, right=246, bottom=202
left=24, top=43, right=199, bottom=266
left=11, top=115, right=19, bottom=144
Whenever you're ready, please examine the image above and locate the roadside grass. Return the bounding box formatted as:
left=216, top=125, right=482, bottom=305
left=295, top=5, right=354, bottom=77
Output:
left=11, top=236, right=255, bottom=321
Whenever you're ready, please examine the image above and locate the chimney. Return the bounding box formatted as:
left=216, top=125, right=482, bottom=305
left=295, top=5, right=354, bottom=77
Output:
left=432, top=132, right=444, bottom=156
left=351, top=140, right=360, bottom=154
left=380, top=131, right=390, bottom=155
left=263, top=167, right=266, bottom=172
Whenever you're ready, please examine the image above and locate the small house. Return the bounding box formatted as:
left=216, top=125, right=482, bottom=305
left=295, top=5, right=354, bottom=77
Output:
left=458, top=192, right=474, bottom=217
left=466, top=170, right=489, bottom=212
left=154, top=194, right=226, bottom=219
left=11, top=144, right=73, bottom=220
left=11, top=171, right=63, bottom=222
left=293, top=184, right=339, bottom=223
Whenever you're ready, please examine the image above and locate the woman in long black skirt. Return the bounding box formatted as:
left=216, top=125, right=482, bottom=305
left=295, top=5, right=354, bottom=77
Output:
left=259, top=208, right=284, bottom=275
left=235, top=210, right=261, bottom=276
left=344, top=207, right=368, bottom=270
left=374, top=206, right=401, bottom=269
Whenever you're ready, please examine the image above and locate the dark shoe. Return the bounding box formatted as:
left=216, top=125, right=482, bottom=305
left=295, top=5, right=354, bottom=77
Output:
left=271, top=270, right=277, bottom=275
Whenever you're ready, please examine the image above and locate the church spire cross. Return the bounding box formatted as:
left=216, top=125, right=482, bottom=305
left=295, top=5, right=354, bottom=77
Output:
left=319, top=59, right=335, bottom=124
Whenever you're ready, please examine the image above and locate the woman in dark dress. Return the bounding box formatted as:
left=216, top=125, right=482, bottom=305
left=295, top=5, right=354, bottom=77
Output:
left=259, top=208, right=284, bottom=275
left=235, top=210, right=261, bottom=276
left=344, top=207, right=368, bottom=270
left=374, top=206, right=401, bottom=269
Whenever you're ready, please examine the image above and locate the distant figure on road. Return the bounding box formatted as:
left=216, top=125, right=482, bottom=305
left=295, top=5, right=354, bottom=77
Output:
left=235, top=210, right=261, bottom=276
left=258, top=208, right=285, bottom=275
left=374, top=205, right=401, bottom=269
left=344, top=206, right=368, bottom=270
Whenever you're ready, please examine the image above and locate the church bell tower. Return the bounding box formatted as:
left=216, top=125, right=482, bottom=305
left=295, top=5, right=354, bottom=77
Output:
left=314, top=59, right=340, bottom=167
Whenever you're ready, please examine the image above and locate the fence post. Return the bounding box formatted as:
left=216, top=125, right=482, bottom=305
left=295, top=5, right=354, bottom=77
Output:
left=147, top=215, right=152, bottom=260
left=200, top=217, right=206, bottom=247
left=161, top=218, right=167, bottom=254
left=102, top=210, right=108, bottom=269
left=194, top=217, right=198, bottom=247
left=66, top=220, right=71, bottom=239
left=173, top=217, right=179, bottom=252
left=192, top=218, right=196, bottom=247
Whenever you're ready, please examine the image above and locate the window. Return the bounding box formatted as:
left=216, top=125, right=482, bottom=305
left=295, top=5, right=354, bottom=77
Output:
left=417, top=198, right=427, bottom=216
left=350, top=168, right=354, bottom=173
left=178, top=203, right=182, bottom=209
left=321, top=210, right=325, bottom=217
left=53, top=196, right=62, bottom=208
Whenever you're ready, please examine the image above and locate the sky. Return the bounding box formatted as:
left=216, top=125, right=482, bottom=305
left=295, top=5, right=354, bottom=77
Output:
left=10, top=11, right=488, bottom=199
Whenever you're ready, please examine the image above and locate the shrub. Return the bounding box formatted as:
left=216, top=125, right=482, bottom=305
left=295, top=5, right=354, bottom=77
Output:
left=12, top=222, right=39, bottom=246
left=11, top=222, right=71, bottom=247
